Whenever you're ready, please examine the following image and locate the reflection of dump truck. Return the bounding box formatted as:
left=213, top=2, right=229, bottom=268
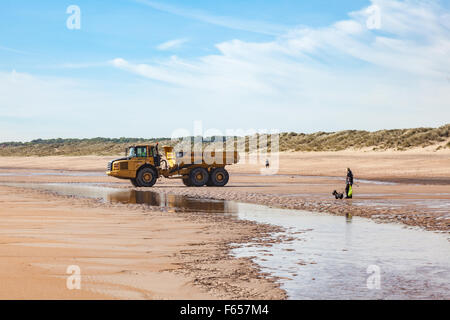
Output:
left=106, top=144, right=239, bottom=187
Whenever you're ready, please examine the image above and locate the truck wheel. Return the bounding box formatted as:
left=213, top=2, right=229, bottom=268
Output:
left=137, top=167, right=157, bottom=187
left=182, top=178, right=192, bottom=187
left=130, top=178, right=140, bottom=187
left=210, top=168, right=229, bottom=187
left=189, top=167, right=209, bottom=187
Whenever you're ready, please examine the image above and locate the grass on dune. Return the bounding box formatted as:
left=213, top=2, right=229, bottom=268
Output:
left=0, top=124, right=448, bottom=156
left=278, top=124, right=449, bottom=152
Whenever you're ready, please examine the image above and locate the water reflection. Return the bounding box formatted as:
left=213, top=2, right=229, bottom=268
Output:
left=0, top=182, right=237, bottom=214
left=107, top=190, right=237, bottom=213
left=345, top=213, right=353, bottom=223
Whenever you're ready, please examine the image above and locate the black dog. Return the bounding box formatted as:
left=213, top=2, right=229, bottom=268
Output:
left=332, top=190, right=344, bottom=199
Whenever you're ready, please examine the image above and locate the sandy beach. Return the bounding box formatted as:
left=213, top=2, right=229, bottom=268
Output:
left=0, top=150, right=449, bottom=299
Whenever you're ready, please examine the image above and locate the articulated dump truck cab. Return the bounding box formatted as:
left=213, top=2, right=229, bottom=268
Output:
left=106, top=144, right=239, bottom=188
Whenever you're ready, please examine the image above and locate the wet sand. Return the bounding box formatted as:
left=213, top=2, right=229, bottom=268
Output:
left=0, top=151, right=449, bottom=299
left=0, top=185, right=284, bottom=299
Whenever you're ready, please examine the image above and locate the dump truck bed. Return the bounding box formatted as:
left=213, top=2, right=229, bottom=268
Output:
left=174, top=151, right=239, bottom=167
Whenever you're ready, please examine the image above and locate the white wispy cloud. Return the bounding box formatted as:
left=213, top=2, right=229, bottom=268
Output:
left=0, top=45, right=30, bottom=55
left=135, top=0, right=289, bottom=36
left=34, top=62, right=110, bottom=70
left=110, top=0, right=450, bottom=131
left=157, top=38, right=189, bottom=51
left=114, top=0, right=450, bottom=83
left=0, top=69, right=208, bottom=141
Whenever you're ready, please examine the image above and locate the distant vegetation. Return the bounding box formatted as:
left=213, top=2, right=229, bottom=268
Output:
left=0, top=137, right=172, bottom=156
left=278, top=124, right=450, bottom=152
left=0, top=124, right=448, bottom=156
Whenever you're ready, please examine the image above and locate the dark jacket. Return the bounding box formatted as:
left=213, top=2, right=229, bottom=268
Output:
left=346, top=170, right=354, bottom=185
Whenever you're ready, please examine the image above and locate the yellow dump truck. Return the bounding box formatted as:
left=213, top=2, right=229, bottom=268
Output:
left=106, top=144, right=239, bottom=187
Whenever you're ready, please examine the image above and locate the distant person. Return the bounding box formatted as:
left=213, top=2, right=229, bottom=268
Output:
left=345, top=168, right=353, bottom=199
left=265, top=159, right=270, bottom=168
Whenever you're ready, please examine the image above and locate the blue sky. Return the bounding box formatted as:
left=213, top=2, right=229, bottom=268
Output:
left=0, top=0, right=449, bottom=141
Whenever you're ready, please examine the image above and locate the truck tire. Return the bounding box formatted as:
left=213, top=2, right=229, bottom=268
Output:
left=137, top=167, right=157, bottom=187
left=209, top=168, right=229, bottom=187
left=189, top=167, right=209, bottom=187
left=182, top=178, right=192, bottom=186
left=130, top=178, right=140, bottom=187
